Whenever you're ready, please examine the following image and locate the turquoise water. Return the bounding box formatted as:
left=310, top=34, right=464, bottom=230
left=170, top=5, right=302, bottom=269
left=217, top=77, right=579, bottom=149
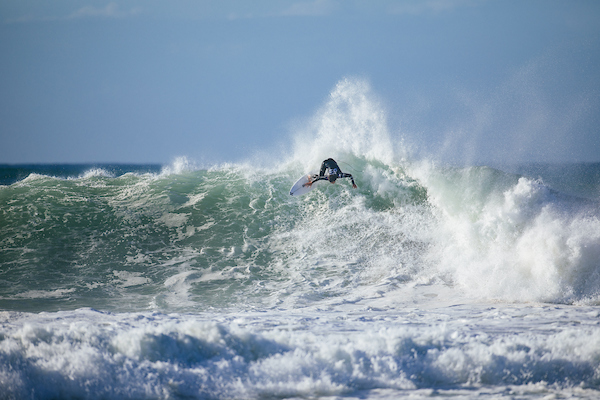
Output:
left=0, top=159, right=429, bottom=313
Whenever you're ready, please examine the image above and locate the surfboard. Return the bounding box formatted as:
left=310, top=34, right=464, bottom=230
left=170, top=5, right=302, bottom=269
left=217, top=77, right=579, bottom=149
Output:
left=290, top=174, right=315, bottom=196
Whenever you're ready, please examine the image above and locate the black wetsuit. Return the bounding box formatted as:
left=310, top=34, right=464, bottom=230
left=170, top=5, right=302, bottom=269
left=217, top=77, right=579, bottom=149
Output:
left=311, top=158, right=356, bottom=186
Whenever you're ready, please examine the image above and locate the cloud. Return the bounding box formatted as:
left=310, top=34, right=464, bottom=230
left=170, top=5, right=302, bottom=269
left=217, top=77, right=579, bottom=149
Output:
left=225, top=0, right=339, bottom=20
left=5, top=2, right=142, bottom=23
left=388, top=0, right=481, bottom=15
left=67, top=2, right=142, bottom=20
left=279, top=0, right=339, bottom=17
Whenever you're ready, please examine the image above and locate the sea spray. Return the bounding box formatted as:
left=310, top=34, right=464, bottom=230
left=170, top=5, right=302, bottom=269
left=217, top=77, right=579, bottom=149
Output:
left=412, top=161, right=600, bottom=304
left=291, top=77, right=398, bottom=172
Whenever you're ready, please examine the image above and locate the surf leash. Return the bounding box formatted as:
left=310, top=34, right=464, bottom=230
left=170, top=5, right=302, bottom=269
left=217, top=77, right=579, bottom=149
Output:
left=339, top=160, right=363, bottom=173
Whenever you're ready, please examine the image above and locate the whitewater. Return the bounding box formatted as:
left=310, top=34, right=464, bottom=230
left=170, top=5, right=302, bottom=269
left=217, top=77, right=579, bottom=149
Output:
left=1, top=79, right=600, bottom=399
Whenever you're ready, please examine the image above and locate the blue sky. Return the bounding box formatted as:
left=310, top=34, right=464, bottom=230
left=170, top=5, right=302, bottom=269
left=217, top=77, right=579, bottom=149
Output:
left=1, top=0, right=599, bottom=164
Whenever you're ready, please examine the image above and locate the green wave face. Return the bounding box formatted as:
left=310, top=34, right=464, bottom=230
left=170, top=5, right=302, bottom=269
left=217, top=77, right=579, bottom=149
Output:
left=0, top=160, right=432, bottom=312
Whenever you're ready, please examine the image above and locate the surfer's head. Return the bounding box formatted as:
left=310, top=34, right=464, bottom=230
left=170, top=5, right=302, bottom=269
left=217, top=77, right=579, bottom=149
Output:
left=328, top=174, right=337, bottom=183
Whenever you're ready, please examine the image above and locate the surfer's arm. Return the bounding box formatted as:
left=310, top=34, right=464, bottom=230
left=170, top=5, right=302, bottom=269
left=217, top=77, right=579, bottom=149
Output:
left=304, top=175, right=326, bottom=187
left=341, top=173, right=357, bottom=188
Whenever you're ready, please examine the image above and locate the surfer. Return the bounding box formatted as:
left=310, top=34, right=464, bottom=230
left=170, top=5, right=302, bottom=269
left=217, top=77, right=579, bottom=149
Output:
left=305, top=158, right=357, bottom=189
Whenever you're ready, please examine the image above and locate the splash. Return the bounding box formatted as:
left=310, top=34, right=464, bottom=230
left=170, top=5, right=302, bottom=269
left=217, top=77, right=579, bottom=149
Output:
left=291, top=77, right=400, bottom=172
left=413, top=162, right=600, bottom=304
left=161, top=156, right=198, bottom=176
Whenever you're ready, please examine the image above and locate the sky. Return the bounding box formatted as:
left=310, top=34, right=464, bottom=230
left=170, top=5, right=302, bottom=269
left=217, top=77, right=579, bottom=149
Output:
left=1, top=0, right=599, bottom=165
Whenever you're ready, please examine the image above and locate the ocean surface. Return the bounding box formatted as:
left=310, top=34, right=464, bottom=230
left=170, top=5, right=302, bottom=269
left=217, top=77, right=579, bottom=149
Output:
left=2, top=83, right=600, bottom=399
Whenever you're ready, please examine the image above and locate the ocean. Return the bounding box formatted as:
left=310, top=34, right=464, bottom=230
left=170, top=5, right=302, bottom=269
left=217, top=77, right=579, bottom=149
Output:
left=2, top=82, right=600, bottom=399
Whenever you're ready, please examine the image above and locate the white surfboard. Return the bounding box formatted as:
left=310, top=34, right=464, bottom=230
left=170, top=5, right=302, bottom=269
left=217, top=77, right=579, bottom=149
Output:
left=290, top=174, right=315, bottom=196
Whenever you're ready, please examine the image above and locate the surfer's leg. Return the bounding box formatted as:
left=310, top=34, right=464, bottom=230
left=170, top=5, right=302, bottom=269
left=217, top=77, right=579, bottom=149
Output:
left=319, top=162, right=327, bottom=177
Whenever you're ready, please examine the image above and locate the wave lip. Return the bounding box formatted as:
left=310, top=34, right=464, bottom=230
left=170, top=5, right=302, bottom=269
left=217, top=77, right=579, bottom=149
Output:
left=0, top=164, right=163, bottom=186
